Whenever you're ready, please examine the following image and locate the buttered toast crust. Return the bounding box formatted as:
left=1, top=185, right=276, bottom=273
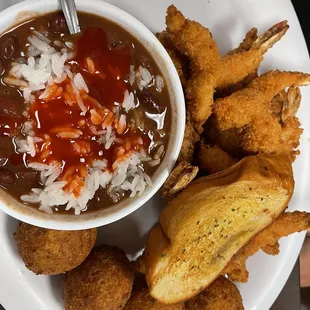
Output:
left=145, top=154, right=294, bottom=304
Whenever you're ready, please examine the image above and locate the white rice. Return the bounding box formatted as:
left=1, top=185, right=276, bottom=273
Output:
left=53, top=40, right=63, bottom=48
left=65, top=41, right=74, bottom=49
left=129, top=65, right=135, bottom=85
left=19, top=64, right=51, bottom=88
left=20, top=152, right=152, bottom=214
left=28, top=35, right=55, bottom=54
left=98, top=126, right=116, bottom=150
left=135, top=66, right=154, bottom=90
left=155, top=75, right=164, bottom=92
left=154, top=144, right=165, bottom=160
left=15, top=136, right=36, bottom=157
left=148, top=159, right=161, bottom=167
left=139, top=66, right=152, bottom=85
left=32, top=30, right=51, bottom=45
left=122, top=90, right=135, bottom=112
left=22, top=121, right=34, bottom=136
left=51, top=53, right=67, bottom=78
left=54, top=72, right=67, bottom=84
left=3, top=76, right=27, bottom=88
left=70, top=81, right=87, bottom=113
left=5, top=34, right=86, bottom=107
left=28, top=162, right=50, bottom=171
left=74, top=73, right=89, bottom=93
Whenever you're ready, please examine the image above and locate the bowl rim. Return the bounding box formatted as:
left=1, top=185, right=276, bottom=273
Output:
left=0, top=0, right=185, bottom=230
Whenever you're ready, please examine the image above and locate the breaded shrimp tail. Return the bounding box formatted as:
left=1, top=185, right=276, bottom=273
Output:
left=214, top=71, right=310, bottom=130
left=224, top=211, right=310, bottom=282
left=217, top=21, right=289, bottom=89
left=213, top=71, right=309, bottom=158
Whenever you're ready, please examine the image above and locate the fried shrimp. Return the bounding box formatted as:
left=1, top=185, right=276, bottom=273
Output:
left=165, top=5, right=288, bottom=162
left=214, top=71, right=308, bottom=130
left=217, top=21, right=288, bottom=89
left=204, top=116, right=243, bottom=157
left=156, top=31, right=189, bottom=87
left=198, top=143, right=237, bottom=174
left=224, top=211, right=310, bottom=283
left=166, top=5, right=220, bottom=73
left=179, top=112, right=202, bottom=162
left=213, top=70, right=310, bottom=158
left=217, top=28, right=259, bottom=98
left=227, top=28, right=258, bottom=55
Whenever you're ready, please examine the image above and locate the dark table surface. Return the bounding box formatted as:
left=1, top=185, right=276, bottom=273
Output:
left=1, top=0, right=309, bottom=310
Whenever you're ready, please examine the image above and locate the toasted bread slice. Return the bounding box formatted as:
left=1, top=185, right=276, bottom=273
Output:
left=145, top=154, right=294, bottom=304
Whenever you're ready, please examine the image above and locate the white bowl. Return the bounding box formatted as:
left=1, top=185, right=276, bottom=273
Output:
left=0, top=0, right=185, bottom=230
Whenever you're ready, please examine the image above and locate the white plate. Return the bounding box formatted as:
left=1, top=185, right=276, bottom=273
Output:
left=0, top=0, right=309, bottom=309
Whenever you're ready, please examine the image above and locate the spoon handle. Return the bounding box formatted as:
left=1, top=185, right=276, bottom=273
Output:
left=60, top=0, right=81, bottom=35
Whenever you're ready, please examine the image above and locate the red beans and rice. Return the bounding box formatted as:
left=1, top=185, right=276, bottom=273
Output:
left=0, top=12, right=170, bottom=215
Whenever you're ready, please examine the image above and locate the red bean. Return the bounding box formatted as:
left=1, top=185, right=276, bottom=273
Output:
left=109, top=40, right=125, bottom=50
left=16, top=171, right=39, bottom=181
left=0, top=35, right=19, bottom=59
left=49, top=14, right=67, bottom=32
left=0, top=96, right=24, bottom=117
left=0, top=168, right=16, bottom=185
left=138, top=89, right=165, bottom=113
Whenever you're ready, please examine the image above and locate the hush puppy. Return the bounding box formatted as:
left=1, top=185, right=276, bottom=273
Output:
left=185, top=276, right=244, bottom=310
left=63, top=245, right=134, bottom=310
left=124, top=275, right=184, bottom=310
left=14, top=222, right=97, bottom=275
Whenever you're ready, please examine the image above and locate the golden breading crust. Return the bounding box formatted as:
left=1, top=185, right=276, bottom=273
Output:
left=184, top=276, right=244, bottom=310
left=63, top=245, right=134, bottom=310
left=165, top=5, right=288, bottom=162
left=198, top=143, right=237, bottom=174
left=124, top=275, right=184, bottom=310
left=224, top=211, right=310, bottom=282
left=14, top=222, right=97, bottom=275
left=156, top=31, right=189, bottom=87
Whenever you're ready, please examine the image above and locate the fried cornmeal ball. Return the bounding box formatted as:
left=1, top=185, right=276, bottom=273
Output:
left=14, top=222, right=97, bottom=275
left=185, top=276, right=244, bottom=310
left=124, top=275, right=184, bottom=310
left=63, top=245, right=134, bottom=310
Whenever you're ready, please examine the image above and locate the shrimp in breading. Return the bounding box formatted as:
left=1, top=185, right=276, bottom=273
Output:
left=223, top=211, right=310, bottom=283
left=214, top=71, right=309, bottom=130
left=216, top=28, right=259, bottom=98
left=166, top=5, right=220, bottom=73
left=156, top=31, right=189, bottom=87
left=204, top=116, right=243, bottom=157
left=217, top=20, right=288, bottom=89
left=227, top=28, right=258, bottom=55
left=198, top=143, right=237, bottom=174
left=179, top=112, right=201, bottom=162
left=213, top=71, right=309, bottom=159
left=165, top=5, right=288, bottom=162
left=270, top=89, right=288, bottom=121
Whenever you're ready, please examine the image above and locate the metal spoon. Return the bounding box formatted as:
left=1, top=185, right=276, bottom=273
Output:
left=60, top=0, right=81, bottom=34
